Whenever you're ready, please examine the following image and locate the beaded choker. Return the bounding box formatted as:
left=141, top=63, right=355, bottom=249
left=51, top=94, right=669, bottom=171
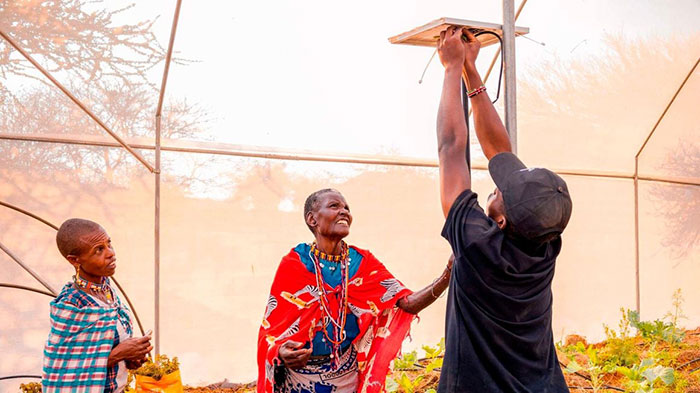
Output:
left=310, top=241, right=348, bottom=262
left=73, top=272, right=113, bottom=302
left=309, top=241, right=350, bottom=370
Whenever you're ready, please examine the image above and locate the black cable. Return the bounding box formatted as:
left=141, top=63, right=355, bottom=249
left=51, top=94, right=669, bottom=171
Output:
left=460, top=30, right=504, bottom=168
left=472, top=30, right=504, bottom=104
left=0, top=375, right=42, bottom=380
left=461, top=78, right=471, bottom=170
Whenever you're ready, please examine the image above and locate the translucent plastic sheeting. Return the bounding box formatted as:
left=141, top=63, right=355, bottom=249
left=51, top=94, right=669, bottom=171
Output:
left=152, top=152, right=643, bottom=384
left=637, top=64, right=699, bottom=182
left=156, top=153, right=450, bottom=384
left=1, top=0, right=700, bottom=388
left=638, top=181, right=699, bottom=326
left=158, top=0, right=700, bottom=167
left=0, top=143, right=155, bottom=386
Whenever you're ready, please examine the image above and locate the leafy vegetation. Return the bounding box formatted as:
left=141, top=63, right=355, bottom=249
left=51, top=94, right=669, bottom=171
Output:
left=132, top=354, right=180, bottom=380
left=19, top=383, right=41, bottom=393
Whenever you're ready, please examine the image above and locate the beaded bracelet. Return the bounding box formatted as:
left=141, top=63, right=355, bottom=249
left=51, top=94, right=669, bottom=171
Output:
left=467, top=85, right=487, bottom=98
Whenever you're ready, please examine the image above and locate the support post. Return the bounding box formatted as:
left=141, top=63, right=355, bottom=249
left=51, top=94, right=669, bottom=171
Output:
left=502, top=0, right=517, bottom=153
left=154, top=0, right=184, bottom=355
left=155, top=115, right=161, bottom=355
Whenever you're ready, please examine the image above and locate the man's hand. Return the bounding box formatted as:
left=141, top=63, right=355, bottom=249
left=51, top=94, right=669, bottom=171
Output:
left=438, top=26, right=467, bottom=70
left=278, top=340, right=312, bottom=370
left=462, top=30, right=481, bottom=72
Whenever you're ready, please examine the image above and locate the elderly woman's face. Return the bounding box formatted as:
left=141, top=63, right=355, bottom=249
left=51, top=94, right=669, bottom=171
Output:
left=311, top=191, right=352, bottom=240
left=73, top=227, right=117, bottom=278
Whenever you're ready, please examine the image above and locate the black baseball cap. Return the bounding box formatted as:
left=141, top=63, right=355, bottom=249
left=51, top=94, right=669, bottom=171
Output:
left=488, top=152, right=573, bottom=243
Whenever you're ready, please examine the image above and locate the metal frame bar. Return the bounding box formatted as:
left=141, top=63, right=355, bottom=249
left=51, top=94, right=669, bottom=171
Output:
left=0, top=241, right=57, bottom=295
left=632, top=57, right=699, bottom=315
left=0, top=283, right=56, bottom=298
left=0, top=201, right=59, bottom=230
left=0, top=30, right=156, bottom=173
left=152, top=0, right=184, bottom=356
left=2, top=132, right=698, bottom=186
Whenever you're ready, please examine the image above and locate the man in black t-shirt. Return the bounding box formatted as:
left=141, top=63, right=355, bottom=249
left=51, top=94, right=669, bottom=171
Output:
left=434, top=27, right=573, bottom=392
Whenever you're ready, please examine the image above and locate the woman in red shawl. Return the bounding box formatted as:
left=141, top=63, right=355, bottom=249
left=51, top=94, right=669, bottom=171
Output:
left=257, top=189, right=452, bottom=393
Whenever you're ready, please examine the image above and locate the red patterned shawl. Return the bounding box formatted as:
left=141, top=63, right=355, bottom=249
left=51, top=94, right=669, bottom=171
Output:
left=256, top=245, right=414, bottom=393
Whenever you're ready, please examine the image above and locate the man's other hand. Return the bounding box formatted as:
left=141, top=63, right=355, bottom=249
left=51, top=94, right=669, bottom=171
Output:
left=462, top=30, right=481, bottom=71
left=438, top=26, right=467, bottom=70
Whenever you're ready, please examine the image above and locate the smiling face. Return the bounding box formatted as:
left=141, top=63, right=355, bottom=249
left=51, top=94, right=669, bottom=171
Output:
left=306, top=190, right=353, bottom=241
left=67, top=227, right=117, bottom=281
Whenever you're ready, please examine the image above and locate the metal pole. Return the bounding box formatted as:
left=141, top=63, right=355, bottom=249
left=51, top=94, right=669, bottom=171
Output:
left=469, top=0, right=528, bottom=118
left=1, top=133, right=699, bottom=186
left=502, top=0, right=517, bottom=153
left=633, top=161, right=640, bottom=314
left=155, top=116, right=161, bottom=355
left=0, top=282, right=56, bottom=297
left=0, top=30, right=155, bottom=173
left=0, top=201, right=58, bottom=230
left=153, top=0, right=183, bottom=355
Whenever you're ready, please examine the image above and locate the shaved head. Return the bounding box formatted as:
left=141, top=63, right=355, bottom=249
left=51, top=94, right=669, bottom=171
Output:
left=56, top=218, right=102, bottom=258
left=303, top=188, right=339, bottom=233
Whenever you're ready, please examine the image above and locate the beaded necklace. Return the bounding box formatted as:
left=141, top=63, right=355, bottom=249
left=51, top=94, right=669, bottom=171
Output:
left=310, top=241, right=349, bottom=369
left=73, top=271, right=113, bottom=302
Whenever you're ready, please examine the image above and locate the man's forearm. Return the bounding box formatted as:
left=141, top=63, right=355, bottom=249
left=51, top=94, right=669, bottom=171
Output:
left=463, top=64, right=511, bottom=159
left=437, top=66, right=468, bottom=154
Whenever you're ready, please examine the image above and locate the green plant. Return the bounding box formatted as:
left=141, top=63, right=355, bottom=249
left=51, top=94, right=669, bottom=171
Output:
left=628, top=290, right=687, bottom=346
left=393, top=350, right=419, bottom=370
left=385, top=376, right=399, bottom=393
left=394, top=372, right=424, bottom=393
left=562, top=343, right=610, bottom=393
left=132, top=354, right=180, bottom=380
left=19, top=383, right=41, bottom=393
left=617, top=358, right=675, bottom=392
left=629, top=310, right=684, bottom=345
left=422, top=338, right=445, bottom=373
left=389, top=339, right=445, bottom=392
left=664, top=289, right=687, bottom=347
left=600, top=308, right=639, bottom=367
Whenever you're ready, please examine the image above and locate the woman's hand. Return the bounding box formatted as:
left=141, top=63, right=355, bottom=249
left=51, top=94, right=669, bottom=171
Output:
left=278, top=340, right=312, bottom=369
left=108, top=335, right=153, bottom=367
left=125, top=356, right=147, bottom=370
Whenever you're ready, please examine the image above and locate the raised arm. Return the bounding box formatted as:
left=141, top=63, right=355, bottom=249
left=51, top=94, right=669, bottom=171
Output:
left=461, top=30, right=512, bottom=159
left=436, top=26, right=471, bottom=217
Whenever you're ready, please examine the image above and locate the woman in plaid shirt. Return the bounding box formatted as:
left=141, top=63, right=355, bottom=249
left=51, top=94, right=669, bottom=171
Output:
left=43, top=218, right=151, bottom=393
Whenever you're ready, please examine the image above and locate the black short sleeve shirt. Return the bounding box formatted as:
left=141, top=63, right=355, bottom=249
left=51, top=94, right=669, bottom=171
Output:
left=438, top=190, right=569, bottom=393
